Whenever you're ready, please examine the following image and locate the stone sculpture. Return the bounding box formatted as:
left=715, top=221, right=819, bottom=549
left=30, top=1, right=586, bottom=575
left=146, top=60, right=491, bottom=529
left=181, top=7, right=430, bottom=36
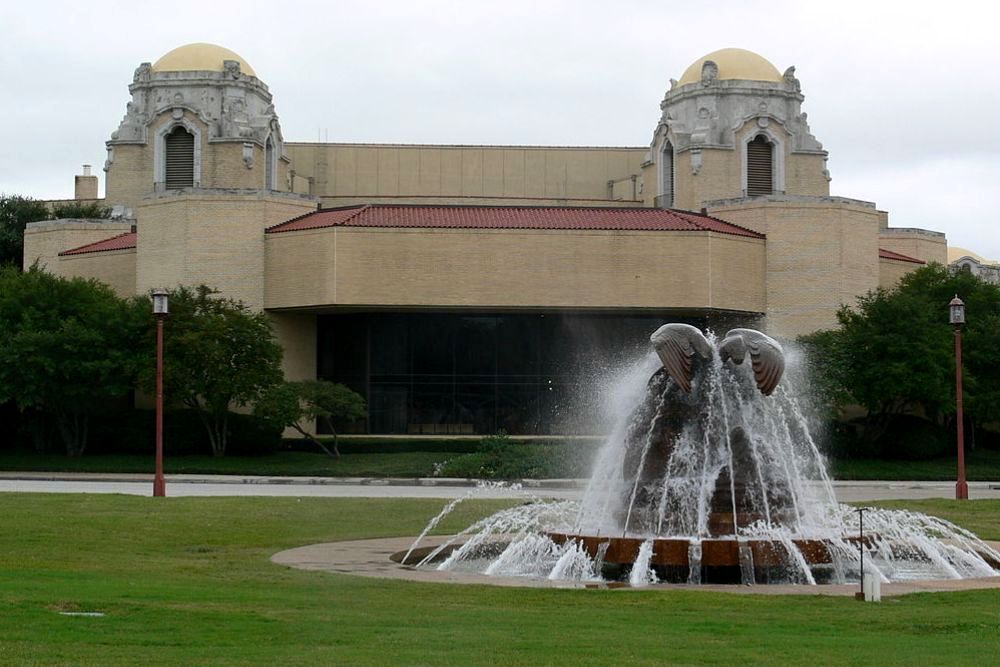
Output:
left=622, top=324, right=786, bottom=534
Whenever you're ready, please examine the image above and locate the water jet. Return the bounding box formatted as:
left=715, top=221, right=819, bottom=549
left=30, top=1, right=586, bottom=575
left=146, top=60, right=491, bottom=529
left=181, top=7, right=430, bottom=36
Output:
left=405, top=324, right=1000, bottom=587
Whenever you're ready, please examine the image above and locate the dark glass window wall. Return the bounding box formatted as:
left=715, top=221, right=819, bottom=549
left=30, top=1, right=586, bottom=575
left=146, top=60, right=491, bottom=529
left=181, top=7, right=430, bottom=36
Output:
left=317, top=312, right=707, bottom=435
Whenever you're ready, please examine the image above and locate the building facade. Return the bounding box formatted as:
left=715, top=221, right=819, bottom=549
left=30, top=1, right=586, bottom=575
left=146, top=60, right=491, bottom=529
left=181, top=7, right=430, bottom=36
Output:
left=24, top=44, right=949, bottom=434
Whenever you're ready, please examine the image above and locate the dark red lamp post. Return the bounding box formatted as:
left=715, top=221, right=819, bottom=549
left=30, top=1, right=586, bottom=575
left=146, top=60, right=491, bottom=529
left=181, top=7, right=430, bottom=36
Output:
left=152, top=289, right=169, bottom=497
left=949, top=295, right=968, bottom=500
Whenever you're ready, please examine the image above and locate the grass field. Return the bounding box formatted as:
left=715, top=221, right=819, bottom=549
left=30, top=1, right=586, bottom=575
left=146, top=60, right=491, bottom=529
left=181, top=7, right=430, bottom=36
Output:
left=3, top=446, right=1000, bottom=481
left=830, top=448, right=1000, bottom=481
left=0, top=494, right=998, bottom=665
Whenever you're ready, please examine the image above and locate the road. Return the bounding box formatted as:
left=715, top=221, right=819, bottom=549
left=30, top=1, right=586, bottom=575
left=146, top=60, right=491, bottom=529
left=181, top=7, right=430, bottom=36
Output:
left=0, top=473, right=998, bottom=502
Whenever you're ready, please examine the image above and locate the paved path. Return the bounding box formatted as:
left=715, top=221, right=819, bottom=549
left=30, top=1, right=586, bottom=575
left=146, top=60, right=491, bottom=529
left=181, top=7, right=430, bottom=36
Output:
left=0, top=473, right=998, bottom=502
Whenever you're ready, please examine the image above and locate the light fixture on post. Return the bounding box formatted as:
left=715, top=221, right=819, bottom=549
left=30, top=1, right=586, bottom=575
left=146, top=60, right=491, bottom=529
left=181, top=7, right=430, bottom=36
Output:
left=949, top=295, right=968, bottom=500
left=152, top=289, right=169, bottom=497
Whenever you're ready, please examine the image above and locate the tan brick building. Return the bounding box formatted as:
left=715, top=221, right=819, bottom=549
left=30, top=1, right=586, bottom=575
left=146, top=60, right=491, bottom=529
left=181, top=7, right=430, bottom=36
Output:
left=23, top=44, right=948, bottom=434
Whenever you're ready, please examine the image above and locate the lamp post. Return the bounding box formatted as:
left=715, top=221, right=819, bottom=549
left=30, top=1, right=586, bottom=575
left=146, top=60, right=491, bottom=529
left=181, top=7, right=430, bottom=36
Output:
left=152, top=289, right=169, bottom=497
left=949, top=295, right=968, bottom=500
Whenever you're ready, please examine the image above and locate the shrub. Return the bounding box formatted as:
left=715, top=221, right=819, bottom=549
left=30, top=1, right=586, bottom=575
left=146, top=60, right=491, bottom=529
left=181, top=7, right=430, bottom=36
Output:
left=435, top=432, right=595, bottom=479
left=876, top=415, right=950, bottom=460
left=86, top=409, right=280, bottom=456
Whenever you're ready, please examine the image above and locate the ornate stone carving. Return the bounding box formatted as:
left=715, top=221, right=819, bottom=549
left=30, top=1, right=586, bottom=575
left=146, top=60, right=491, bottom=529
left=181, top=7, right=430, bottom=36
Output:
left=222, top=98, right=253, bottom=138
left=133, top=63, right=151, bottom=83
left=103, top=145, right=114, bottom=172
left=690, top=149, right=703, bottom=175
left=653, top=62, right=825, bottom=156
left=109, top=52, right=287, bottom=191
left=223, top=59, right=241, bottom=79
left=242, top=142, right=255, bottom=169
left=111, top=99, right=147, bottom=141
left=700, top=60, right=719, bottom=86
left=783, top=66, right=801, bottom=92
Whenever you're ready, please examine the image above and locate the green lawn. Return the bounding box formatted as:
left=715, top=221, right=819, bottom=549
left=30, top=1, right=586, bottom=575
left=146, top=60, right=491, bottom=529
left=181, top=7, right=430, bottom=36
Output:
left=0, top=450, right=451, bottom=477
left=0, top=494, right=998, bottom=665
left=830, top=448, right=1000, bottom=481
left=3, top=446, right=1000, bottom=481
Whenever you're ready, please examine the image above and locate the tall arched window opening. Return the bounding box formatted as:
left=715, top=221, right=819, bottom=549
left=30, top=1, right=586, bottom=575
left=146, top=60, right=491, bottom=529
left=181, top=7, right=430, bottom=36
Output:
left=164, top=126, right=195, bottom=189
left=746, top=135, right=773, bottom=197
left=660, top=141, right=675, bottom=208
left=265, top=137, right=275, bottom=190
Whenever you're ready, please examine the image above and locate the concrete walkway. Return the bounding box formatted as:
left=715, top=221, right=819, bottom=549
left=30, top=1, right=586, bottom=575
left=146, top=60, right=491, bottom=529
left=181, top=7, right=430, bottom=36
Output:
left=0, top=472, right=998, bottom=501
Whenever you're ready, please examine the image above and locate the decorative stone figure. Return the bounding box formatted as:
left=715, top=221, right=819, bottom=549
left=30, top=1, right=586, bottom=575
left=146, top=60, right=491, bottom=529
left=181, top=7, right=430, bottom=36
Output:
left=133, top=62, right=151, bottom=83
left=783, top=66, right=801, bottom=92
left=700, top=60, right=719, bottom=86
left=242, top=142, right=255, bottom=169
left=223, top=59, right=242, bottom=79
left=223, top=98, right=253, bottom=138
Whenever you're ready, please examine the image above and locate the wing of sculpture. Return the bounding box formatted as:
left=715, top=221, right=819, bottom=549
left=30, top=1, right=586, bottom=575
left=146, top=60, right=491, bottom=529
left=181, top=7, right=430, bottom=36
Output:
left=649, top=323, right=712, bottom=393
left=720, top=328, right=785, bottom=396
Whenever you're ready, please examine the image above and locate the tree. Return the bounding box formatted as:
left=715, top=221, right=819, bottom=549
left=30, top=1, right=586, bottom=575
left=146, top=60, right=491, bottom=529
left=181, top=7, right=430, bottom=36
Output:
left=255, top=380, right=366, bottom=458
left=0, top=266, right=147, bottom=455
left=50, top=201, right=111, bottom=219
left=801, top=264, right=1000, bottom=448
left=0, top=195, right=49, bottom=268
left=148, top=286, right=284, bottom=457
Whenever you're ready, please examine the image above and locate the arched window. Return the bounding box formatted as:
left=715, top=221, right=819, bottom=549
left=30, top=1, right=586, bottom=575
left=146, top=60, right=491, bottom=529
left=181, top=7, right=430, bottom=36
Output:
left=660, top=141, right=675, bottom=208
left=746, top=135, right=773, bottom=197
left=265, top=136, right=275, bottom=190
left=164, top=126, right=195, bottom=189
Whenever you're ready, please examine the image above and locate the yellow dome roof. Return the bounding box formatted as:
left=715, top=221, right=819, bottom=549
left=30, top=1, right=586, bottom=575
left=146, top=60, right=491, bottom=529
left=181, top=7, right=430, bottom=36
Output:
left=152, top=43, right=256, bottom=77
left=948, top=246, right=996, bottom=264
left=678, top=48, right=782, bottom=86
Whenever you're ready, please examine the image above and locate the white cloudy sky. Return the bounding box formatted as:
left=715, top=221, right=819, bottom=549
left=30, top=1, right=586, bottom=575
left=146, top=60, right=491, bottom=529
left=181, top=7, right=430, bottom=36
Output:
left=2, top=0, right=998, bottom=258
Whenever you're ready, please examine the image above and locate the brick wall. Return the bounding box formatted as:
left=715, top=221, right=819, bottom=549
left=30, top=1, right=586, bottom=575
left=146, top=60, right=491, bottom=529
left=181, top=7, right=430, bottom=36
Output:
left=23, top=220, right=133, bottom=273
left=709, top=198, right=881, bottom=337
left=265, top=226, right=766, bottom=314
left=58, top=249, right=137, bottom=296
left=136, top=191, right=316, bottom=309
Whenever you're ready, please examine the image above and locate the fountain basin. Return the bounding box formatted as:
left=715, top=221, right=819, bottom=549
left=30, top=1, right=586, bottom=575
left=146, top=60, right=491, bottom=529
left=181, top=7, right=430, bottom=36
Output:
left=545, top=532, right=869, bottom=568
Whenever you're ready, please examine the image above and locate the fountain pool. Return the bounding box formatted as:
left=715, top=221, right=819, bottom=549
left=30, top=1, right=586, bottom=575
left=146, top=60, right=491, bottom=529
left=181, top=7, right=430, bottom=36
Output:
left=401, top=325, right=1000, bottom=587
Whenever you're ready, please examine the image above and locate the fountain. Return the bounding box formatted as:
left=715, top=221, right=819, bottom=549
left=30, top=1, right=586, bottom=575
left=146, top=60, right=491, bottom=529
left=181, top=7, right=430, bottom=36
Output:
left=401, top=324, right=1000, bottom=587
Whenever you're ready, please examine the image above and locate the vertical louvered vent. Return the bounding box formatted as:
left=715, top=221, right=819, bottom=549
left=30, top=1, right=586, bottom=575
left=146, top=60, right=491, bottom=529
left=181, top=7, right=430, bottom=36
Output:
left=164, top=126, right=195, bottom=189
left=746, top=135, right=773, bottom=197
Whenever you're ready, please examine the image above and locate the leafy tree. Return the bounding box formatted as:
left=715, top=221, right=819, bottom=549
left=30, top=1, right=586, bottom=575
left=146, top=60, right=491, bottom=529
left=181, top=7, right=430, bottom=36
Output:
left=0, top=195, right=49, bottom=268
left=50, top=201, right=111, bottom=219
left=148, top=286, right=283, bottom=457
left=0, top=266, right=147, bottom=455
left=255, top=380, right=366, bottom=458
left=801, top=264, right=1000, bottom=449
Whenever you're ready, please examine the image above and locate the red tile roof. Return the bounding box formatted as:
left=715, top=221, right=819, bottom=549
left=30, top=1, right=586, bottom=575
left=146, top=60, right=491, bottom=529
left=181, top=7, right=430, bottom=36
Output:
left=266, top=204, right=766, bottom=239
left=59, top=232, right=137, bottom=256
left=878, top=248, right=926, bottom=264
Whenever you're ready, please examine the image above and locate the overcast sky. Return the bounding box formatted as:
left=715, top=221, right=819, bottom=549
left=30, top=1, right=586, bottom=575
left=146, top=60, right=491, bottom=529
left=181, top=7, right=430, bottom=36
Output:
left=2, top=0, right=998, bottom=258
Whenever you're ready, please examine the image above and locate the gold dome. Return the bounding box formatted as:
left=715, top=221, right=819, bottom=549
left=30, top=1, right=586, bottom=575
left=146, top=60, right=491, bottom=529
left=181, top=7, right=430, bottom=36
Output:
left=948, top=246, right=996, bottom=264
left=678, top=48, right=782, bottom=86
left=152, top=43, right=256, bottom=77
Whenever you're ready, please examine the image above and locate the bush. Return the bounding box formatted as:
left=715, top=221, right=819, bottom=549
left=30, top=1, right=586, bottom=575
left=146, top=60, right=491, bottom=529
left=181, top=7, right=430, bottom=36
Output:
left=86, top=409, right=280, bottom=456
left=280, top=437, right=481, bottom=455
left=876, top=415, right=950, bottom=460
left=435, top=432, right=596, bottom=479
left=227, top=412, right=282, bottom=456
